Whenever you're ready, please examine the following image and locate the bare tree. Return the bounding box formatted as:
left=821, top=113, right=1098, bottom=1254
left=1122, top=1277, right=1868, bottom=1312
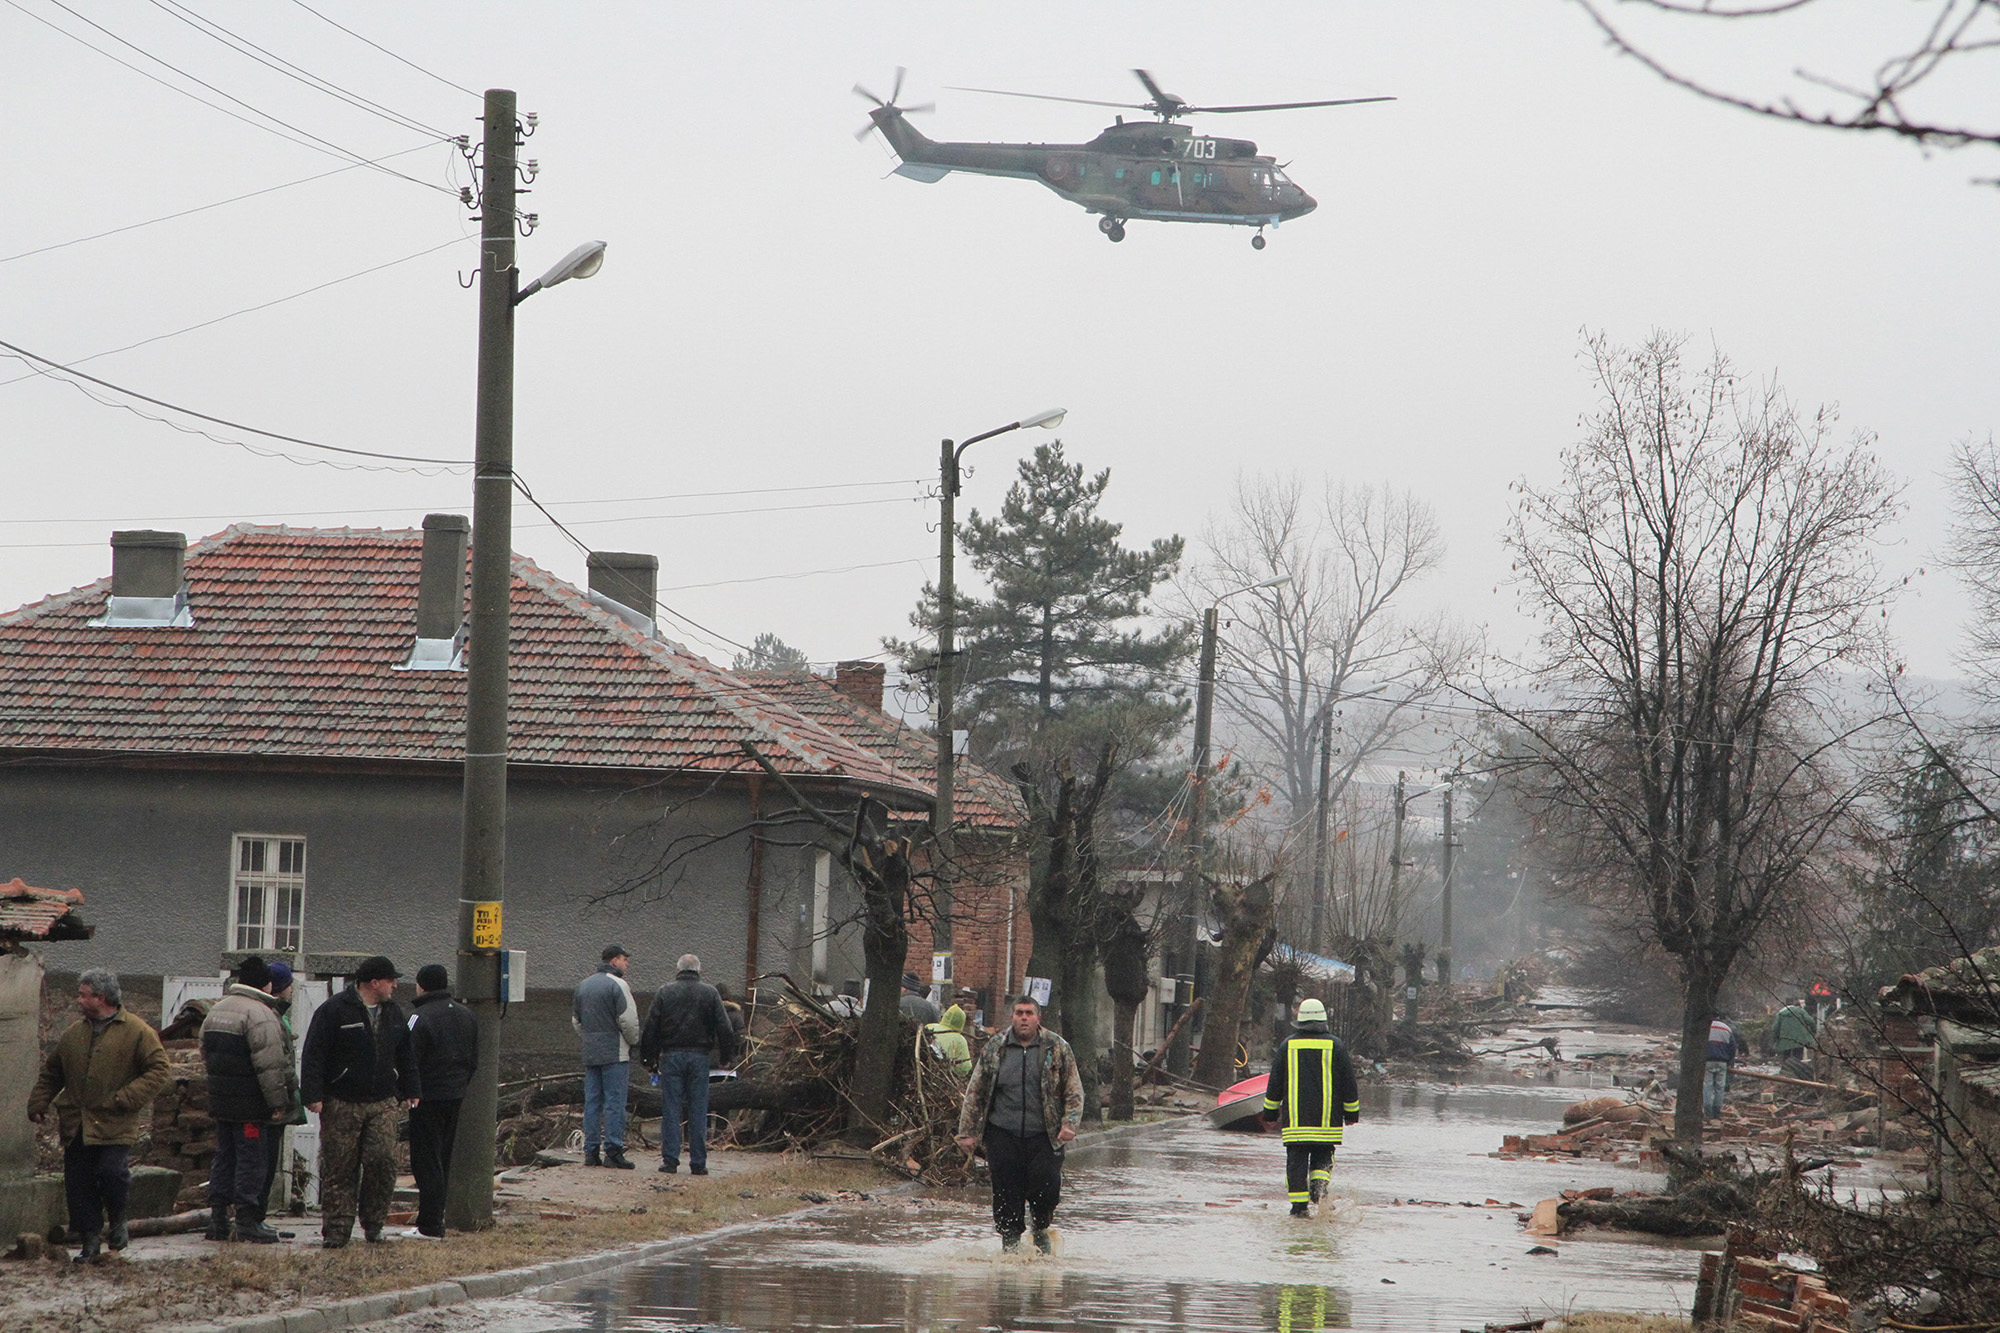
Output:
left=1947, top=435, right=2000, bottom=696
left=1490, top=329, right=1900, bottom=1145
left=1574, top=0, right=2000, bottom=166
left=1191, top=476, right=1459, bottom=833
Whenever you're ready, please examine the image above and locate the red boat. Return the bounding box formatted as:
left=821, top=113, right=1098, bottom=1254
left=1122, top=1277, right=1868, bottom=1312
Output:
left=1207, top=1073, right=1272, bottom=1131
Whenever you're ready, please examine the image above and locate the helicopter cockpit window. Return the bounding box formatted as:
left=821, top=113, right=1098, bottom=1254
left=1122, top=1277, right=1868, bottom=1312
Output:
left=1269, top=167, right=1292, bottom=185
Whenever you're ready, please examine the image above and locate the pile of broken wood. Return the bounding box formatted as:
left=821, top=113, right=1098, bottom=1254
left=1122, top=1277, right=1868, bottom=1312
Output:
left=706, top=979, right=976, bottom=1185
left=1495, top=1093, right=1670, bottom=1164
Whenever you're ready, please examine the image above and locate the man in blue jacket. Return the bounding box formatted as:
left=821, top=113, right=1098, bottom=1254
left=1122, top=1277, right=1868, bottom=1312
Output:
left=301, top=956, right=419, bottom=1248
left=572, top=945, right=641, bottom=1170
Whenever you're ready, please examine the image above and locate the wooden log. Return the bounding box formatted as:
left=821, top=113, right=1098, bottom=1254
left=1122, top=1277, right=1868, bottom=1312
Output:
left=1555, top=1197, right=1726, bottom=1237
left=1729, top=1068, right=1839, bottom=1092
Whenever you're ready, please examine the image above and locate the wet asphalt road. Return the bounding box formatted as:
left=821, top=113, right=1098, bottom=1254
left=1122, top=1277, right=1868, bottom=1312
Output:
left=470, top=1077, right=1704, bottom=1333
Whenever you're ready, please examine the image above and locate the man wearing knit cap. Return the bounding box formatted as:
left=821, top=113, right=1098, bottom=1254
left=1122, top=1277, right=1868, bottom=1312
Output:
left=200, top=955, right=294, bottom=1243
left=407, top=963, right=478, bottom=1237
left=639, top=954, right=738, bottom=1175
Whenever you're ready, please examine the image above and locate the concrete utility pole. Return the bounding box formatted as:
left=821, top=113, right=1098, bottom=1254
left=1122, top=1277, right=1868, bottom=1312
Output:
left=1307, top=705, right=1333, bottom=951
left=1168, top=604, right=1221, bottom=1077
left=1169, top=574, right=1288, bottom=1076
left=931, top=410, right=1064, bottom=996
left=1438, top=779, right=1456, bottom=988
left=448, top=87, right=518, bottom=1232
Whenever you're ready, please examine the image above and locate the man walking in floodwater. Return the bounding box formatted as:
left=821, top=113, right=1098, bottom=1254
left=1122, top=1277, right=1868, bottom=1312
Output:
left=1261, top=998, right=1359, bottom=1217
left=955, top=996, right=1083, bottom=1253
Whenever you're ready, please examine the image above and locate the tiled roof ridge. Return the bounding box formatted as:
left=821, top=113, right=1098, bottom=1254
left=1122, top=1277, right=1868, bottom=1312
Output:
left=0, top=522, right=432, bottom=628
left=507, top=559, right=857, bottom=779
left=0, top=876, right=84, bottom=906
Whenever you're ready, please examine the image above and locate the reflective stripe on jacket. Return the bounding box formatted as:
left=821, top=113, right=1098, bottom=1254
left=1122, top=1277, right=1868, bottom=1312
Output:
left=1262, top=1023, right=1360, bottom=1145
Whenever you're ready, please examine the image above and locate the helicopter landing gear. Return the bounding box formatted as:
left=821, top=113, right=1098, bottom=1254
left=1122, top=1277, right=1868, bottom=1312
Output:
left=1099, top=216, right=1126, bottom=243
left=1251, top=231, right=1267, bottom=251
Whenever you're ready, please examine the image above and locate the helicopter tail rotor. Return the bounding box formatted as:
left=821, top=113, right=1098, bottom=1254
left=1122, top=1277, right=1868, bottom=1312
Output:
left=854, top=68, right=934, bottom=141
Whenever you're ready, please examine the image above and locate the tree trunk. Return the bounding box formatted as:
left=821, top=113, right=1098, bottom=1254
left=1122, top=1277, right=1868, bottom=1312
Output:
left=1107, top=995, right=1140, bottom=1120
left=1672, top=968, right=1722, bottom=1148
left=848, top=837, right=912, bottom=1139
left=1192, top=875, right=1276, bottom=1088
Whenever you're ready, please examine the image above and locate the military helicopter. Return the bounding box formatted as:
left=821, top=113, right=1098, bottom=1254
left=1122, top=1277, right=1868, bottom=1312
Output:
left=854, top=69, right=1392, bottom=249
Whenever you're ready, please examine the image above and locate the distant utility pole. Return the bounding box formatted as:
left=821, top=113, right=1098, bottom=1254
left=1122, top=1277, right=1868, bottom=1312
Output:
left=448, top=86, right=519, bottom=1233
left=1308, top=706, right=1334, bottom=951
left=1438, top=778, right=1457, bottom=988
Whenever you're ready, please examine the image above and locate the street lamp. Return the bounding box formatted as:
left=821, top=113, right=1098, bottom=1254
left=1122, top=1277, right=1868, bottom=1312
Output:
left=451, top=88, right=605, bottom=1233
left=1167, top=574, right=1289, bottom=1074
left=932, top=408, right=1065, bottom=993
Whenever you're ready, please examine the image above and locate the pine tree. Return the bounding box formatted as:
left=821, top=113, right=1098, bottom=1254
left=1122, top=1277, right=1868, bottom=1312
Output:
left=732, top=631, right=810, bottom=674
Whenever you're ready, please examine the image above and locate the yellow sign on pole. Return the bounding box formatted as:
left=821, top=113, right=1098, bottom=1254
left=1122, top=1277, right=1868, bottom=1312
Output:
left=471, top=902, right=503, bottom=949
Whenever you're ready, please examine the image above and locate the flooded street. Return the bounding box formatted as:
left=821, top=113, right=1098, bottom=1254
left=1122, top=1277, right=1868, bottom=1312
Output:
left=459, top=1075, right=1702, bottom=1333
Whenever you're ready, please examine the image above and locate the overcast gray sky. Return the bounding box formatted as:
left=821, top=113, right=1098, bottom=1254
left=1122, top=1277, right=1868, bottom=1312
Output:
left=2, top=2, right=1993, bottom=678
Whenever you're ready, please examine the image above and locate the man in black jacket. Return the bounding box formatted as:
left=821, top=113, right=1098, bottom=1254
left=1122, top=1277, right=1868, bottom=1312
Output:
left=405, top=963, right=477, bottom=1239
left=638, top=954, right=739, bottom=1175
left=301, top=956, right=419, bottom=1248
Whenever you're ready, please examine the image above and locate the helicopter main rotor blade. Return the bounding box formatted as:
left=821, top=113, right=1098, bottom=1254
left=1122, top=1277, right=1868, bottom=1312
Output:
left=1183, top=96, right=1397, bottom=114
left=900, top=102, right=935, bottom=115
left=1133, top=68, right=1174, bottom=105
left=948, top=86, right=1150, bottom=112
left=890, top=66, right=906, bottom=105
left=854, top=83, right=887, bottom=108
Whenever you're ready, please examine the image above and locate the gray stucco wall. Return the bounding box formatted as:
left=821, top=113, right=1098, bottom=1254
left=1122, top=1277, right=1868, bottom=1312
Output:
left=1, top=765, right=868, bottom=1042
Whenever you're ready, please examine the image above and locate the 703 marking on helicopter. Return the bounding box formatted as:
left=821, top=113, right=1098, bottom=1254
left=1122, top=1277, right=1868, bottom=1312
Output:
left=855, top=69, right=1393, bottom=249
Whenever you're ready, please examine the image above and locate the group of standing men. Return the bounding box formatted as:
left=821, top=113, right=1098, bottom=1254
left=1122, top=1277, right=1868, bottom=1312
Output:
left=28, top=954, right=476, bottom=1257
left=570, top=946, right=741, bottom=1175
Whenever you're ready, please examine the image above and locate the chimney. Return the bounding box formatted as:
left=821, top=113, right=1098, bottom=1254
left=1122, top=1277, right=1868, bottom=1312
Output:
left=90, top=530, right=192, bottom=627
left=833, top=660, right=886, bottom=712
left=400, top=514, right=469, bottom=670
left=587, top=552, right=658, bottom=632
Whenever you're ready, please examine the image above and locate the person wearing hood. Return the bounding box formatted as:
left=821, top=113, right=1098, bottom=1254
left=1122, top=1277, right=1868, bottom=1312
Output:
left=1261, top=998, right=1360, bottom=1217
left=255, top=961, right=309, bottom=1218
left=407, top=963, right=479, bottom=1237
left=927, top=1004, right=973, bottom=1078
left=640, top=954, right=739, bottom=1175
left=199, top=955, right=296, bottom=1243
left=900, top=972, right=942, bottom=1025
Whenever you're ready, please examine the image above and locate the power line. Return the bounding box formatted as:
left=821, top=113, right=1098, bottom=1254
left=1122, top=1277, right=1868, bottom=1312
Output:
left=0, top=145, right=441, bottom=267
left=0, top=236, right=473, bottom=389
left=8, top=0, right=457, bottom=196
left=0, top=479, right=933, bottom=527
left=518, top=495, right=922, bottom=529
left=0, top=335, right=472, bottom=467
left=659, top=558, right=928, bottom=593
left=142, top=0, right=453, bottom=139
left=283, top=0, right=479, bottom=101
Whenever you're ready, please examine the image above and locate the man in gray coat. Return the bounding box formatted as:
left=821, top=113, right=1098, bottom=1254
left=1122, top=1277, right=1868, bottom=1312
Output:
left=571, top=945, right=641, bottom=1169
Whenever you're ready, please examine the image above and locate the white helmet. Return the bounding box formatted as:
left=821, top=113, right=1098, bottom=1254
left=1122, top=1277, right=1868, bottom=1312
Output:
left=1296, top=998, right=1328, bottom=1023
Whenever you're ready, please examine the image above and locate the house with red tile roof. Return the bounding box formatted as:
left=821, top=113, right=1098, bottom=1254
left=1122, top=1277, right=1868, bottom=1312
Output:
left=740, top=664, right=1032, bottom=1020
left=0, top=521, right=1021, bottom=1069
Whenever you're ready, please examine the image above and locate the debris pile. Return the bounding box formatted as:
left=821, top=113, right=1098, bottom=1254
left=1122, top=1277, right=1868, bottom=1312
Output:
left=1691, top=1230, right=1851, bottom=1333
left=142, top=1045, right=215, bottom=1208
left=1494, top=1095, right=1669, bottom=1165
left=704, top=981, right=977, bottom=1185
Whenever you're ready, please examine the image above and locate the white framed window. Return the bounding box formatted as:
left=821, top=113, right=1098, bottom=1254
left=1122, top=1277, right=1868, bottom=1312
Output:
left=230, top=834, right=305, bottom=953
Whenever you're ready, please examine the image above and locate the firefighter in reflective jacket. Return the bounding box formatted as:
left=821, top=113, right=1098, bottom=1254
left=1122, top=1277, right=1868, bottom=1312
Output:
left=1261, top=998, right=1360, bottom=1216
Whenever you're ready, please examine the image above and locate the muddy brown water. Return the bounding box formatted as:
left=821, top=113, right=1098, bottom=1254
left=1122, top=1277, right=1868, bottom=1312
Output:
left=486, top=1078, right=1704, bottom=1333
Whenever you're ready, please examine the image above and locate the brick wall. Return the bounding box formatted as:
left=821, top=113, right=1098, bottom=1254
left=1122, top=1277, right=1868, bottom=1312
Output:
left=901, top=836, right=1030, bottom=1025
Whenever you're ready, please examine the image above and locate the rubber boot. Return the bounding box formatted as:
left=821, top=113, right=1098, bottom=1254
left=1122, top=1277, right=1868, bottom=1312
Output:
left=206, top=1204, right=232, bottom=1241
left=1000, top=1233, right=1021, bottom=1253
left=1289, top=1202, right=1311, bottom=1217
left=1032, top=1229, right=1054, bottom=1255
left=72, top=1231, right=103, bottom=1264
left=234, top=1204, right=280, bottom=1244
left=106, top=1209, right=129, bottom=1252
